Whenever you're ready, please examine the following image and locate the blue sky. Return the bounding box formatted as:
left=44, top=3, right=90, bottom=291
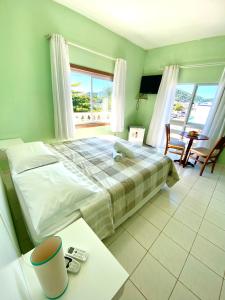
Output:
left=70, top=71, right=112, bottom=93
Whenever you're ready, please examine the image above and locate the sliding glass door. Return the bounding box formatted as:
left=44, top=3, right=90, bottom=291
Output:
left=170, top=83, right=218, bottom=138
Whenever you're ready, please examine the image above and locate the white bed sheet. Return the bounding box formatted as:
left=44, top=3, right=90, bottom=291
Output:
left=12, top=162, right=109, bottom=245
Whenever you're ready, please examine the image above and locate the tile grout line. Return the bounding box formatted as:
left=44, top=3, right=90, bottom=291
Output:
left=202, top=216, right=225, bottom=233
left=128, top=279, right=148, bottom=300
left=107, top=166, right=225, bottom=299
left=189, top=252, right=225, bottom=279
left=168, top=172, right=221, bottom=299
left=218, top=273, right=224, bottom=300
left=125, top=186, right=193, bottom=299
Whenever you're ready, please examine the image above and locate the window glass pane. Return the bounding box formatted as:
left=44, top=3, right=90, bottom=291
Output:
left=187, top=85, right=218, bottom=125
left=70, top=69, right=112, bottom=126
left=71, top=71, right=91, bottom=112
left=171, top=84, right=195, bottom=122
left=92, top=77, right=112, bottom=113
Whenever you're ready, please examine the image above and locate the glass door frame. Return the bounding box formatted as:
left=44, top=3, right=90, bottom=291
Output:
left=171, top=82, right=218, bottom=136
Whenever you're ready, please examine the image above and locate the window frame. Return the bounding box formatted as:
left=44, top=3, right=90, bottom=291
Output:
left=70, top=64, right=113, bottom=80
left=70, top=64, right=113, bottom=128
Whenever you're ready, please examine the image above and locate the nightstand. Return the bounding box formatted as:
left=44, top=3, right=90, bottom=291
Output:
left=21, top=218, right=128, bottom=300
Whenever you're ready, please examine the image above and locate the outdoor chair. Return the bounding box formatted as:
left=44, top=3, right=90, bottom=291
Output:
left=164, top=124, right=185, bottom=164
left=189, top=136, right=225, bottom=176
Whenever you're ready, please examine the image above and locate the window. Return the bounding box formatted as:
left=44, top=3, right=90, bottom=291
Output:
left=70, top=64, right=113, bottom=128
left=170, top=83, right=218, bottom=138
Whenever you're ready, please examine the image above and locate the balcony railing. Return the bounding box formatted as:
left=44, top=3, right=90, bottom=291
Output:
left=74, top=112, right=111, bottom=125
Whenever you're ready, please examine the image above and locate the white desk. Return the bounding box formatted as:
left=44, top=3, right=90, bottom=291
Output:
left=21, top=218, right=128, bottom=300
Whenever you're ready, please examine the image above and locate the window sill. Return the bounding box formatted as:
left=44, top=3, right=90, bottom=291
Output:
left=76, top=123, right=110, bottom=129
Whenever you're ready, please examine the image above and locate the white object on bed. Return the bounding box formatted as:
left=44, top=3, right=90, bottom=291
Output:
left=13, top=163, right=94, bottom=236
left=6, top=141, right=59, bottom=174
left=112, top=149, right=123, bottom=162
left=114, top=141, right=136, bottom=158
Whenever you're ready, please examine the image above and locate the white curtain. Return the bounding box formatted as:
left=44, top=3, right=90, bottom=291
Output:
left=146, top=65, right=179, bottom=148
left=201, top=68, right=225, bottom=148
left=50, top=34, right=75, bottom=140
left=111, top=58, right=127, bottom=132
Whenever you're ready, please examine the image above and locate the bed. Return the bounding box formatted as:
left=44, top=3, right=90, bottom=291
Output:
left=6, top=136, right=179, bottom=247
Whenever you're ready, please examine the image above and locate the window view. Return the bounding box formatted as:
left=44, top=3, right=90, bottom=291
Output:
left=70, top=65, right=113, bottom=128
left=170, top=83, right=218, bottom=138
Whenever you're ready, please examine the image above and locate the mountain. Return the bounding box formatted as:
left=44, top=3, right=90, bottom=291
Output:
left=175, top=88, right=213, bottom=104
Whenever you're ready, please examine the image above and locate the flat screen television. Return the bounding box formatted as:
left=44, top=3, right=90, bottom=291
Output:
left=139, top=75, right=162, bottom=94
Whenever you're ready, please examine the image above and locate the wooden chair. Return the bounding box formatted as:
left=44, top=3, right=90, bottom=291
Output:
left=189, top=136, right=225, bottom=176
left=164, top=124, right=185, bottom=164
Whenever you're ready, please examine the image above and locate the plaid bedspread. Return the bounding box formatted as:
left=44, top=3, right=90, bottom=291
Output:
left=49, top=137, right=179, bottom=230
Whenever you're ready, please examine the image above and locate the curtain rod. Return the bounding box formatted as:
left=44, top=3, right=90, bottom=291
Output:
left=46, top=34, right=116, bottom=62
left=160, top=61, right=225, bottom=70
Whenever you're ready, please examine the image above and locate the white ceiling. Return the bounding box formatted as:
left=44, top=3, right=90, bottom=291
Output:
left=54, top=0, right=225, bottom=49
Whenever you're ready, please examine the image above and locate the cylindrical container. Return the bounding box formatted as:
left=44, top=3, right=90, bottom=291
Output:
left=31, top=236, right=68, bottom=299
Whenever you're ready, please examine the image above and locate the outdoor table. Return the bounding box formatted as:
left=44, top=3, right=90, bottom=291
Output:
left=179, top=132, right=209, bottom=167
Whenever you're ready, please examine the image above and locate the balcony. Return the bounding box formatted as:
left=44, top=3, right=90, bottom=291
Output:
left=74, top=112, right=111, bottom=128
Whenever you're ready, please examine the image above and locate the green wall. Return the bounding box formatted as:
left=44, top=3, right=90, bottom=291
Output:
left=135, top=36, right=225, bottom=163
left=0, top=1, right=224, bottom=162
left=0, top=0, right=145, bottom=142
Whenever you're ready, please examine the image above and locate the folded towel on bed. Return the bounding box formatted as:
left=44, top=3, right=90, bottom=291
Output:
left=112, top=149, right=123, bottom=162
left=114, top=141, right=136, bottom=158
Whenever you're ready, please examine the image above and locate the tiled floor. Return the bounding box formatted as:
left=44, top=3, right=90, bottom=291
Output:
left=104, top=162, right=225, bottom=300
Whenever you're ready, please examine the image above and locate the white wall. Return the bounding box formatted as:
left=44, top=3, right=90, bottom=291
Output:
left=0, top=176, right=30, bottom=300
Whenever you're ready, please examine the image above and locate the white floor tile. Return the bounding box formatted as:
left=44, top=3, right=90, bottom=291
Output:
left=174, top=206, right=202, bottom=232
left=209, top=198, right=225, bottom=215
left=108, top=231, right=146, bottom=274
left=103, top=226, right=125, bottom=247
left=205, top=208, right=225, bottom=231
left=212, top=189, right=225, bottom=202
left=187, top=189, right=212, bottom=205
left=131, top=253, right=176, bottom=300
left=199, top=220, right=225, bottom=251
left=149, top=233, right=188, bottom=277
left=182, top=195, right=208, bottom=217
left=125, top=215, right=160, bottom=249
left=170, top=281, right=199, bottom=300
left=159, top=184, right=189, bottom=204
left=119, top=280, right=145, bottom=300
left=180, top=255, right=222, bottom=300
left=122, top=213, right=140, bottom=229
left=139, top=203, right=171, bottom=230
left=151, top=194, right=179, bottom=215
left=191, top=235, right=225, bottom=277
left=215, top=182, right=225, bottom=193
left=163, top=218, right=196, bottom=251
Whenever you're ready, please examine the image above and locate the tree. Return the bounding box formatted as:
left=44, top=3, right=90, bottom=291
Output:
left=174, top=102, right=184, bottom=112
left=71, top=82, right=90, bottom=112
left=72, top=91, right=90, bottom=112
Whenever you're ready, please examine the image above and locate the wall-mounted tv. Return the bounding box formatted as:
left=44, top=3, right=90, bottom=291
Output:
left=139, top=75, right=162, bottom=94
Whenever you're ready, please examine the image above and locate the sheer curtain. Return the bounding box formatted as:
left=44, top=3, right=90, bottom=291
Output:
left=201, top=68, right=225, bottom=148
left=50, top=34, right=75, bottom=141
left=111, top=58, right=127, bottom=133
left=146, top=65, right=179, bottom=148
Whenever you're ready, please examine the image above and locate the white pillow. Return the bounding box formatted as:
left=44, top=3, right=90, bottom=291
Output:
left=6, top=141, right=59, bottom=174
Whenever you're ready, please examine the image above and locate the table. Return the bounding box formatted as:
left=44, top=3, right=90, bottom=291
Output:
left=180, top=132, right=208, bottom=167
left=20, top=218, right=129, bottom=300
